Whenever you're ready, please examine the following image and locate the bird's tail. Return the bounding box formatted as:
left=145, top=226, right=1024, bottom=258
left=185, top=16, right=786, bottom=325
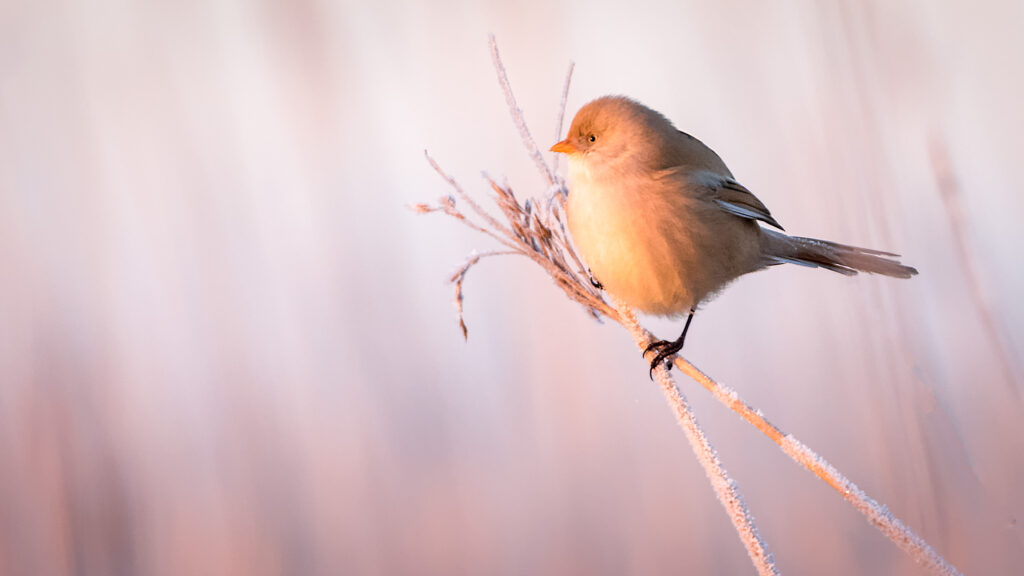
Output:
left=759, top=229, right=918, bottom=278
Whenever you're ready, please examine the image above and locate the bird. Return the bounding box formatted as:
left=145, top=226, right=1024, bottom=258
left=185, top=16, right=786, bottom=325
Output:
left=549, top=96, right=917, bottom=375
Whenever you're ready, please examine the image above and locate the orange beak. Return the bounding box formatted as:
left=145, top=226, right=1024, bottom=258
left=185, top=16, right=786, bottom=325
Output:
left=549, top=139, right=577, bottom=154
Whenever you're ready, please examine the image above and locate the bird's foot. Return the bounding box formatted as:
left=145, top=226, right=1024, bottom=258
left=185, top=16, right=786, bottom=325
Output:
left=643, top=339, right=682, bottom=379
left=642, top=310, right=695, bottom=379
left=588, top=273, right=603, bottom=290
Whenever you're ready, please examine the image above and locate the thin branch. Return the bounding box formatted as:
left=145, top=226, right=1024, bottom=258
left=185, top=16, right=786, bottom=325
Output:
left=489, top=34, right=557, bottom=188
left=664, top=356, right=961, bottom=576
left=424, top=151, right=520, bottom=248
left=781, top=436, right=961, bottom=576
left=451, top=250, right=518, bottom=340
left=551, top=61, right=575, bottom=179
left=615, top=301, right=779, bottom=576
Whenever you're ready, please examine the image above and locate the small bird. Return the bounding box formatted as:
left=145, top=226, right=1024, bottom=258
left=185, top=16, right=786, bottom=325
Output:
left=550, top=96, right=917, bottom=374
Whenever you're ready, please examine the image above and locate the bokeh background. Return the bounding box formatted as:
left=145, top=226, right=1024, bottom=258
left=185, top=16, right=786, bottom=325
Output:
left=2, top=0, right=1023, bottom=574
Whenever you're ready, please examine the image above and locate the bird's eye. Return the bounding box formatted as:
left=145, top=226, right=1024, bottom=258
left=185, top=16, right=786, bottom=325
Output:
left=588, top=134, right=596, bottom=143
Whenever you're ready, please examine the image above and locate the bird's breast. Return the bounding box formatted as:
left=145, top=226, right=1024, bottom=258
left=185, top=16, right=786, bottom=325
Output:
left=565, top=158, right=697, bottom=316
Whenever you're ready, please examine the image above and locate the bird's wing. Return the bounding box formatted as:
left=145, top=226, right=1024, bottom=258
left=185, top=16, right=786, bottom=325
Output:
left=707, top=177, right=784, bottom=231
left=660, top=134, right=784, bottom=230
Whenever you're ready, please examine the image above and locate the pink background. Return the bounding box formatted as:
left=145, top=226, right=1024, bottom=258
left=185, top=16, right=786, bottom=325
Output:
left=1, top=1, right=1022, bottom=574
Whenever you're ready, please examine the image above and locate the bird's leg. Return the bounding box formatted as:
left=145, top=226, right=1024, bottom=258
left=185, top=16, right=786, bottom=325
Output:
left=643, top=309, right=695, bottom=378
left=588, top=269, right=603, bottom=290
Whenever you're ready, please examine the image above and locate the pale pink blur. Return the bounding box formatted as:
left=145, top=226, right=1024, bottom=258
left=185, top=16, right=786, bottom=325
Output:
left=1, top=1, right=1022, bottom=574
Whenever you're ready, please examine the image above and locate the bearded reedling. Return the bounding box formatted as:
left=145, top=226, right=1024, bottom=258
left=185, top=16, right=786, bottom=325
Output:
left=551, top=96, right=917, bottom=374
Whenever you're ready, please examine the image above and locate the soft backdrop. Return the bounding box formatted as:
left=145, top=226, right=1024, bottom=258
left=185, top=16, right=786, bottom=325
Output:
left=1, top=0, right=1022, bottom=574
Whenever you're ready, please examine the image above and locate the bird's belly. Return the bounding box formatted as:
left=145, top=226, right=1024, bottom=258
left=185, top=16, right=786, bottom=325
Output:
left=567, top=178, right=697, bottom=317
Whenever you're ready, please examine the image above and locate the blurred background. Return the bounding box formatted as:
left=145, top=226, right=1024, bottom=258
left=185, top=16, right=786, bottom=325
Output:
left=1, top=0, right=1022, bottom=574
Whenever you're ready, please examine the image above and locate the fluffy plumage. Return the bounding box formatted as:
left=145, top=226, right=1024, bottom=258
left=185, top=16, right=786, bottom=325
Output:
left=551, top=96, right=917, bottom=318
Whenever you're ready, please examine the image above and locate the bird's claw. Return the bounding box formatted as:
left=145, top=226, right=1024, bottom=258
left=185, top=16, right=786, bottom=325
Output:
left=644, top=340, right=678, bottom=379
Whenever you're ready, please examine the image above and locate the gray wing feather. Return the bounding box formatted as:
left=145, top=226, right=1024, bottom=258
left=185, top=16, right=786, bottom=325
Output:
left=714, top=199, right=784, bottom=230
left=712, top=180, right=784, bottom=230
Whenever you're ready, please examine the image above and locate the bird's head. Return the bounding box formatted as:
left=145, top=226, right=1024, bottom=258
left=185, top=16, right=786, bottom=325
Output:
left=550, top=96, right=677, bottom=171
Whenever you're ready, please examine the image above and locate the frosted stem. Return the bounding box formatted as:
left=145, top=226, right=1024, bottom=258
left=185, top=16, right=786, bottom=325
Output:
left=489, top=34, right=557, bottom=188
left=614, top=300, right=779, bottom=575
left=666, top=354, right=962, bottom=576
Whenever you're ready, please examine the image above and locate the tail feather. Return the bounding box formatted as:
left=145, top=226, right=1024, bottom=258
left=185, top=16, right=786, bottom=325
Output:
left=760, top=230, right=918, bottom=279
